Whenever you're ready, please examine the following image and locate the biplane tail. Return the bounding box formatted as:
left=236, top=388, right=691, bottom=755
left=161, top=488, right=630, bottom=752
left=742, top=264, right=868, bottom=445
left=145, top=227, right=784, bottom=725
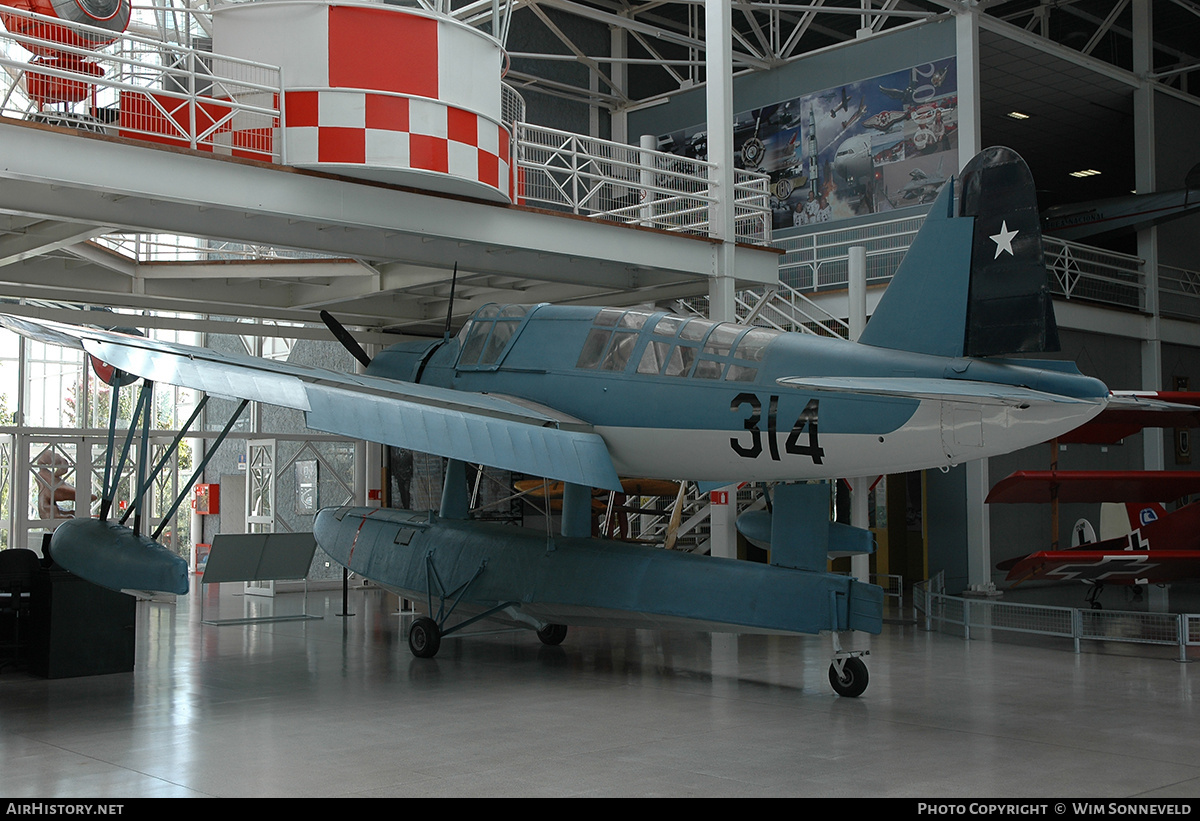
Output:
left=859, top=146, right=1059, bottom=358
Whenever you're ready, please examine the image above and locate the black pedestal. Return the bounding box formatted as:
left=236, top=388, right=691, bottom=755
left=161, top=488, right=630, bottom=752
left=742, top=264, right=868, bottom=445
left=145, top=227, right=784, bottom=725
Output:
left=29, top=570, right=136, bottom=678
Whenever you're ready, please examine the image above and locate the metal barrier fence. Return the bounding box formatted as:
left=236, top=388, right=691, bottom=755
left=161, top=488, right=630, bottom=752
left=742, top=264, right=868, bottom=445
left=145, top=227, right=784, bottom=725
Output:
left=774, top=214, right=1149, bottom=314
left=93, top=233, right=334, bottom=262
left=777, top=214, right=924, bottom=291
left=872, top=573, right=904, bottom=614
left=1160, top=264, right=1200, bottom=321
left=1044, top=238, right=1144, bottom=310
left=513, top=122, right=772, bottom=246
left=0, top=6, right=282, bottom=160
left=915, top=573, right=1195, bottom=662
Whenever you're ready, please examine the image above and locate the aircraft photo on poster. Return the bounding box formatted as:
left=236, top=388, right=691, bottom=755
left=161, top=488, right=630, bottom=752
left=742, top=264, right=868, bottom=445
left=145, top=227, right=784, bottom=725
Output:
left=657, top=57, right=958, bottom=231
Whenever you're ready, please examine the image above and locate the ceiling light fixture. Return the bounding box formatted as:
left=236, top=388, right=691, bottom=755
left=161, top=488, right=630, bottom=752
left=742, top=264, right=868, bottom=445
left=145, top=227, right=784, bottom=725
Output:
left=1069, top=169, right=1101, bottom=178
left=1006, top=111, right=1030, bottom=120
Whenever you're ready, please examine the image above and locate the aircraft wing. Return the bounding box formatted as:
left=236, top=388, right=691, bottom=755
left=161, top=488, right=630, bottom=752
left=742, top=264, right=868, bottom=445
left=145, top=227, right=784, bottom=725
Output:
left=0, top=314, right=624, bottom=491
left=776, top=376, right=1100, bottom=407
left=986, top=470, right=1200, bottom=504
left=1000, top=548, right=1200, bottom=585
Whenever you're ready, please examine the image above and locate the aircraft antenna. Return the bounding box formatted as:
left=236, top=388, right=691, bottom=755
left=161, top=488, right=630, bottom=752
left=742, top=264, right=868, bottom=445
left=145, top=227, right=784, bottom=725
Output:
left=443, top=262, right=459, bottom=341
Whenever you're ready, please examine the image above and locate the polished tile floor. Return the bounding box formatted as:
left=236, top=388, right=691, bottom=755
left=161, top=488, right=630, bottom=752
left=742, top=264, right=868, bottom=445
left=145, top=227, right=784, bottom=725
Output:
left=1, top=582, right=1198, bottom=798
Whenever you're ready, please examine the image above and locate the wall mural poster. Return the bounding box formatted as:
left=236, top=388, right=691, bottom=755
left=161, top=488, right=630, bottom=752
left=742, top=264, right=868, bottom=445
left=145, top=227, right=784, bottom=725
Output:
left=658, top=57, right=958, bottom=232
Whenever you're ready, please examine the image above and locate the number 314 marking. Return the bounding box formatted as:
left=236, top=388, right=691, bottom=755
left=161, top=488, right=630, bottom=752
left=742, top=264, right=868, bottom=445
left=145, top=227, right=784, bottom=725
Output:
left=729, top=393, right=824, bottom=464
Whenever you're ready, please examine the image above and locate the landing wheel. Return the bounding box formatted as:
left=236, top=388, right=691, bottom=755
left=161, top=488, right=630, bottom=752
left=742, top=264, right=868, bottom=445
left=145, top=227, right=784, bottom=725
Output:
left=829, top=656, right=869, bottom=698
left=408, top=617, right=441, bottom=658
left=537, top=623, right=568, bottom=646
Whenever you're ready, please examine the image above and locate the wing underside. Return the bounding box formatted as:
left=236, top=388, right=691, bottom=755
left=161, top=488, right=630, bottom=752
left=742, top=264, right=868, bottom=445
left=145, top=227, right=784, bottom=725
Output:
left=1, top=314, right=623, bottom=491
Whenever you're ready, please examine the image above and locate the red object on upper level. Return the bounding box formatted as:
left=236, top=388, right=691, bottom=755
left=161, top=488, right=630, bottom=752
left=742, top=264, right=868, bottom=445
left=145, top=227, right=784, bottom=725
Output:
left=0, top=0, right=131, bottom=57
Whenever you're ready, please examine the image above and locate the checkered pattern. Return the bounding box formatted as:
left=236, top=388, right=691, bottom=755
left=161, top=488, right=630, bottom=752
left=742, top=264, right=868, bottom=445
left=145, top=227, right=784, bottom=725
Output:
left=210, top=3, right=513, bottom=199
left=282, top=89, right=511, bottom=199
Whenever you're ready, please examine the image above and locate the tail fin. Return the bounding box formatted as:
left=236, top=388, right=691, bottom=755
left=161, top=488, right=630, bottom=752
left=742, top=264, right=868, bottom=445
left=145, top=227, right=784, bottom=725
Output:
left=1125, top=501, right=1167, bottom=531
left=859, top=146, right=1059, bottom=358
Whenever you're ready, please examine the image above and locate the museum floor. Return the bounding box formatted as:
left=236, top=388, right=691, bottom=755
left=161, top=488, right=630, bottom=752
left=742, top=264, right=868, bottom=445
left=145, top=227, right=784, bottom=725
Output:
left=1, top=582, right=1198, bottom=798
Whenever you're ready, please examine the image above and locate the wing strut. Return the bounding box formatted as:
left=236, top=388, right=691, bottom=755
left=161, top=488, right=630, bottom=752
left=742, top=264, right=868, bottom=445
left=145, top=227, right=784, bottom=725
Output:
left=151, top=398, right=249, bottom=542
left=98, top=379, right=153, bottom=524
left=119, top=395, right=209, bottom=529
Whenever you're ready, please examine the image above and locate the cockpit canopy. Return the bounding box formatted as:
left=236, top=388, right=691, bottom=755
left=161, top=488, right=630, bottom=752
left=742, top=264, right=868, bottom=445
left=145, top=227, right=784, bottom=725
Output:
left=455, top=303, right=781, bottom=381
left=456, top=304, right=538, bottom=371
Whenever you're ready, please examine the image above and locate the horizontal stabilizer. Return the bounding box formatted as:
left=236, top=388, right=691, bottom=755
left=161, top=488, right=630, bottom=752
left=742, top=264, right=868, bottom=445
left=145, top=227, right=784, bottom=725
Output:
left=777, top=376, right=1098, bottom=406
left=737, top=509, right=874, bottom=558
left=1060, top=391, right=1200, bottom=444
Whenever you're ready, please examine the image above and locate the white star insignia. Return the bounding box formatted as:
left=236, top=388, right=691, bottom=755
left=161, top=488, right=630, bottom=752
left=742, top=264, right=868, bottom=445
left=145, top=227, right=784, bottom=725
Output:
left=990, top=220, right=1018, bottom=259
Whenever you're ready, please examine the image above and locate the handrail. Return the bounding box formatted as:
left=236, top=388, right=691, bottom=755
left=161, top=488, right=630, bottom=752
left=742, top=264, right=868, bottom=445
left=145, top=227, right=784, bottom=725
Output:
left=513, top=121, right=772, bottom=246
left=0, top=5, right=282, bottom=160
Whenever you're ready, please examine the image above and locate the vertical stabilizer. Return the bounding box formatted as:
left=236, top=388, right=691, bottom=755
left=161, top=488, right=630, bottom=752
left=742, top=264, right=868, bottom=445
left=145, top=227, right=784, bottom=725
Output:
left=859, top=146, right=1059, bottom=358
left=857, top=180, right=973, bottom=357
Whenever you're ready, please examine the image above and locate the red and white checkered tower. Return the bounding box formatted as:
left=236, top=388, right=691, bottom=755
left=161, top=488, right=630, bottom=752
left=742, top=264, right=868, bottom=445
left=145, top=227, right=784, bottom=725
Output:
left=214, top=1, right=513, bottom=203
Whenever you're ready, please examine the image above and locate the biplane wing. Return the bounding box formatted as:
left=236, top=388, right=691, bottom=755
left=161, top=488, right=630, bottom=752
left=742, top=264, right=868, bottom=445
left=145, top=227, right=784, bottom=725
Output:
left=986, top=470, right=1200, bottom=504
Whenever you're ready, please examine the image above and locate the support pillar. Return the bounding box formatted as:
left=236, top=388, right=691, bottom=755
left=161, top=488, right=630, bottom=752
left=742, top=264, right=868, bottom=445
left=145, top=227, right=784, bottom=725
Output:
left=956, top=6, right=990, bottom=589
left=1133, top=0, right=1164, bottom=472
left=705, top=0, right=738, bottom=562
left=705, top=0, right=737, bottom=323
left=848, top=246, right=870, bottom=582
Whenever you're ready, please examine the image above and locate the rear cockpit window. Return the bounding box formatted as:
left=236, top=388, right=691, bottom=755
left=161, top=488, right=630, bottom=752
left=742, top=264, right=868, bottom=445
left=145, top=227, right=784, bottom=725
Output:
left=576, top=308, right=654, bottom=370
left=577, top=309, right=779, bottom=382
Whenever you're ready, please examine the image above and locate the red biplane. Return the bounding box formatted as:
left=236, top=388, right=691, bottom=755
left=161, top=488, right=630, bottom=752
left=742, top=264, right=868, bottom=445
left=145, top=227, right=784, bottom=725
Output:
left=991, top=392, right=1200, bottom=607
left=992, top=471, right=1200, bottom=592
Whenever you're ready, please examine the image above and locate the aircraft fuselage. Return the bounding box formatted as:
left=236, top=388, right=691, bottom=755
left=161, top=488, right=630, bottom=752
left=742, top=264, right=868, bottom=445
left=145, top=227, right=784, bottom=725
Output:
left=367, top=303, right=1107, bottom=484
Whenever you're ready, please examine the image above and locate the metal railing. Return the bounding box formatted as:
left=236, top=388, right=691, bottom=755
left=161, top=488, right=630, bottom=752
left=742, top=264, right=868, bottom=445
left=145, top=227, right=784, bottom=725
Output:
left=777, top=214, right=925, bottom=291
left=869, top=573, right=904, bottom=613
left=737, top=281, right=850, bottom=338
left=1160, top=264, right=1200, bottom=321
left=915, top=573, right=1196, bottom=662
left=513, top=122, right=772, bottom=246
left=93, top=233, right=335, bottom=262
left=1044, top=238, right=1144, bottom=310
left=500, top=82, right=524, bottom=130
left=774, top=214, right=1150, bottom=314
left=0, top=5, right=282, bottom=160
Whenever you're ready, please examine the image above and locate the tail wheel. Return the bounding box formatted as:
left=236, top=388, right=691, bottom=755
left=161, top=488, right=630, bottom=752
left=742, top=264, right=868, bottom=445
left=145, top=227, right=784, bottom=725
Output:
left=536, top=623, right=568, bottom=646
left=828, top=657, right=869, bottom=697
